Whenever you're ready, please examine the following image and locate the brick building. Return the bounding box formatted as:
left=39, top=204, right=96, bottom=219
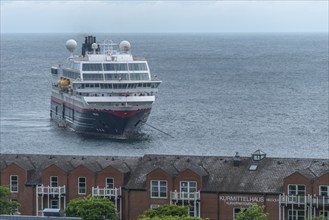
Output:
left=0, top=151, right=328, bottom=220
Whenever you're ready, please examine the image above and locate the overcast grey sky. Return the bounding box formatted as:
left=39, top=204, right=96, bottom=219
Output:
left=1, top=1, right=328, bottom=33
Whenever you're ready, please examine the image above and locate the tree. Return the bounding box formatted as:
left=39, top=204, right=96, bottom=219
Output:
left=0, top=185, right=20, bottom=214
left=65, top=196, right=118, bottom=220
left=236, top=204, right=268, bottom=220
left=138, top=204, right=205, bottom=220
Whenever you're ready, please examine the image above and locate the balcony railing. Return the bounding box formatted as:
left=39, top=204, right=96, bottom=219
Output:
left=92, top=187, right=121, bottom=199
left=170, top=191, right=200, bottom=201
left=280, top=194, right=329, bottom=206
left=37, top=185, right=66, bottom=195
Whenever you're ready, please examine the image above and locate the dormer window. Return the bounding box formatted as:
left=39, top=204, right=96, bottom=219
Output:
left=320, top=185, right=329, bottom=196
left=151, top=180, right=167, bottom=199
left=288, top=184, right=305, bottom=196
left=50, top=176, right=58, bottom=187
left=180, top=181, right=197, bottom=199
left=252, top=149, right=266, bottom=162
left=106, top=178, right=114, bottom=189
left=10, top=175, right=18, bottom=193
left=78, top=177, right=86, bottom=195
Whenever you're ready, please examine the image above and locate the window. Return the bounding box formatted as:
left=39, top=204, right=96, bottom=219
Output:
left=105, top=73, right=128, bottom=80
left=10, top=175, right=18, bottom=192
left=320, top=185, right=329, bottom=196
left=50, top=176, right=58, bottom=187
left=128, top=63, right=148, bottom=71
left=104, top=63, right=128, bottom=71
left=62, top=69, right=80, bottom=79
left=83, top=73, right=104, bottom=81
left=106, top=178, right=114, bottom=189
left=130, top=73, right=150, bottom=80
left=51, top=199, right=59, bottom=209
left=151, top=180, right=167, bottom=198
left=180, top=181, right=197, bottom=199
left=82, top=63, right=102, bottom=71
left=288, top=185, right=305, bottom=196
left=233, top=208, right=242, bottom=220
left=288, top=210, right=305, bottom=220
left=78, top=177, right=86, bottom=195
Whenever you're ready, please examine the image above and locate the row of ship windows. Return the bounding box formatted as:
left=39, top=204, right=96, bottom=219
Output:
left=74, top=82, right=160, bottom=89
left=63, top=70, right=150, bottom=81
left=82, top=63, right=148, bottom=71
left=83, top=73, right=150, bottom=81
left=64, top=63, right=148, bottom=72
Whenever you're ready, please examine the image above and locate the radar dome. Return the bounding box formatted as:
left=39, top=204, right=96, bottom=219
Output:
left=119, top=40, right=131, bottom=52
left=91, top=43, right=98, bottom=50
left=66, top=39, right=77, bottom=53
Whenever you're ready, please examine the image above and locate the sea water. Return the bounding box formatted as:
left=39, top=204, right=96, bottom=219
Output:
left=0, top=33, right=328, bottom=158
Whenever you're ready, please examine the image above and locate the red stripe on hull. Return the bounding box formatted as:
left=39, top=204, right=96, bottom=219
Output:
left=51, top=96, right=150, bottom=118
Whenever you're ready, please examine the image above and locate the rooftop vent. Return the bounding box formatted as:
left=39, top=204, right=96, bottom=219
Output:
left=233, top=152, right=241, bottom=167
left=251, top=149, right=266, bottom=162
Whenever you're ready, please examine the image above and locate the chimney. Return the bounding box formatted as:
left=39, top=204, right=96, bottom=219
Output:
left=233, top=152, right=241, bottom=167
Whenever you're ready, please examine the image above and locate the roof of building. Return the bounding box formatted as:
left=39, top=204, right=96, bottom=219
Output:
left=0, top=153, right=328, bottom=194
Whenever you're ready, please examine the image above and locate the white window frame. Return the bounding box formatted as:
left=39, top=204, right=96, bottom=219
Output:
left=10, top=175, right=18, bottom=193
left=50, top=199, right=59, bottom=209
left=150, top=180, right=167, bottom=199
left=50, top=176, right=58, bottom=187
left=233, top=208, right=242, bottom=220
left=288, top=209, right=305, bottom=220
left=288, top=184, right=306, bottom=195
left=106, top=177, right=114, bottom=189
left=78, top=177, right=86, bottom=195
left=319, top=185, right=329, bottom=196
left=180, top=181, right=197, bottom=199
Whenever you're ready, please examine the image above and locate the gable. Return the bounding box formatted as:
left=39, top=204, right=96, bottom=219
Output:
left=177, top=168, right=201, bottom=179
left=2, top=162, right=26, bottom=173
left=146, top=167, right=172, bottom=180
left=43, top=164, right=66, bottom=174
left=284, top=171, right=311, bottom=184
left=69, top=164, right=94, bottom=176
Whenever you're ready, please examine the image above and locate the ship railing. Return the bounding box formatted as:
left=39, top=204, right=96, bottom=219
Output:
left=92, top=186, right=121, bottom=199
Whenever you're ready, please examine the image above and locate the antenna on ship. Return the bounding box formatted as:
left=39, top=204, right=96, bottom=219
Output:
left=66, top=39, right=77, bottom=58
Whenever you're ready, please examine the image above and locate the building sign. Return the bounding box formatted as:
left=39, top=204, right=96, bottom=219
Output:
left=219, top=195, right=279, bottom=206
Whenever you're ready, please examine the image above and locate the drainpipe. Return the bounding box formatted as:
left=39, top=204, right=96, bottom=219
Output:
left=217, top=192, right=220, bottom=220
left=310, top=179, right=314, bottom=219
left=32, top=185, right=36, bottom=216
left=127, top=189, right=130, bottom=220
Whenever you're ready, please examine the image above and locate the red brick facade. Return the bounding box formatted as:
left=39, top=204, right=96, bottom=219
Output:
left=0, top=154, right=328, bottom=220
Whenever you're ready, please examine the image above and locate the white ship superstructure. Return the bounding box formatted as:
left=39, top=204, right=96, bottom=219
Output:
left=50, top=36, right=161, bottom=138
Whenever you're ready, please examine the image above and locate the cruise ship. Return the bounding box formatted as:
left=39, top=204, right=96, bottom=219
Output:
left=50, top=36, right=161, bottom=139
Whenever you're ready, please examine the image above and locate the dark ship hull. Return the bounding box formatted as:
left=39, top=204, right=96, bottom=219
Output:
left=50, top=98, right=151, bottom=139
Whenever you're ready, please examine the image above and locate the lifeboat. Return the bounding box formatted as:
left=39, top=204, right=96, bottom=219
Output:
left=58, top=79, right=70, bottom=87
